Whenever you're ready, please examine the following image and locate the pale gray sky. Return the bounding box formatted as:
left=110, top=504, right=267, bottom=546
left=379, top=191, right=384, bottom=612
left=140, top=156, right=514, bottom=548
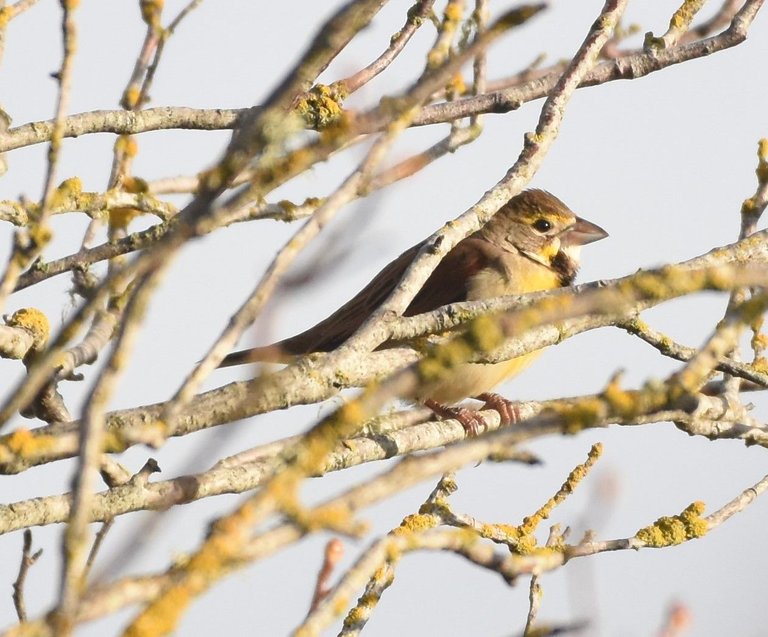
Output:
left=1, top=2, right=767, bottom=636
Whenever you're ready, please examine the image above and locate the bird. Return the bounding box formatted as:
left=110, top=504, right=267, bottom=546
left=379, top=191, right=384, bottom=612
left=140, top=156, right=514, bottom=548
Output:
left=220, top=189, right=607, bottom=433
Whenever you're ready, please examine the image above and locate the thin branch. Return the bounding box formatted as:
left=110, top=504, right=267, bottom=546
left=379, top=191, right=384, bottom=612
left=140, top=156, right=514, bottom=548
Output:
left=0, top=190, right=176, bottom=227
left=307, top=539, right=344, bottom=615
left=619, top=316, right=768, bottom=388
left=0, top=0, right=393, bottom=432
left=408, top=0, right=764, bottom=128
left=4, top=245, right=768, bottom=476
left=0, top=2, right=760, bottom=157
left=54, top=269, right=165, bottom=629
left=0, top=106, right=243, bottom=153
left=12, top=530, right=43, bottom=622
left=704, top=471, right=768, bottom=528
left=524, top=525, right=561, bottom=635
left=0, top=0, right=40, bottom=64
left=680, top=0, right=742, bottom=42
left=9, top=428, right=768, bottom=634
left=341, top=0, right=436, bottom=93
left=644, top=0, right=707, bottom=50
left=0, top=0, right=77, bottom=314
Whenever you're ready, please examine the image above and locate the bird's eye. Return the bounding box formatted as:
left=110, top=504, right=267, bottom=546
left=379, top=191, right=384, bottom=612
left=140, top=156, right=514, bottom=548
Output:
left=532, top=218, right=552, bottom=233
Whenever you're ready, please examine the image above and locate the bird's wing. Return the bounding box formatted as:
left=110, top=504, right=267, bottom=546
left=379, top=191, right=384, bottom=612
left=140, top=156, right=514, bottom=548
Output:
left=278, top=243, right=423, bottom=354
left=404, top=237, right=501, bottom=315
left=219, top=236, right=502, bottom=366
left=280, top=237, right=500, bottom=354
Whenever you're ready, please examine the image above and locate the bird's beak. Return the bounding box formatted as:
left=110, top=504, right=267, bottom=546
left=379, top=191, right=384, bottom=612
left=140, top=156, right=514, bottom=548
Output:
left=562, top=216, right=608, bottom=246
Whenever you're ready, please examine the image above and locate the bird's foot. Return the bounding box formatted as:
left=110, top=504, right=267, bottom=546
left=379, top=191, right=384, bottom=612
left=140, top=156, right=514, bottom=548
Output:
left=423, top=399, right=487, bottom=437
left=475, top=392, right=520, bottom=427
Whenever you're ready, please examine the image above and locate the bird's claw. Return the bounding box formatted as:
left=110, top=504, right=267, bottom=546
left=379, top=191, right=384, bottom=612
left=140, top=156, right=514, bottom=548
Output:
left=423, top=399, right=487, bottom=437
left=475, top=392, right=520, bottom=427
left=452, top=408, right=487, bottom=437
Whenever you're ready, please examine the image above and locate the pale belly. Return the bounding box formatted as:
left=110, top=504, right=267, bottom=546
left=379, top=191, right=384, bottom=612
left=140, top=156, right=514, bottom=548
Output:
left=415, top=350, right=542, bottom=404
left=415, top=252, right=556, bottom=404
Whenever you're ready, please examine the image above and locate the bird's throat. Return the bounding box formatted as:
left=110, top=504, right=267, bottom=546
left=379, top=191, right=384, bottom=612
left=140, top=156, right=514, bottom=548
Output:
left=467, top=251, right=563, bottom=300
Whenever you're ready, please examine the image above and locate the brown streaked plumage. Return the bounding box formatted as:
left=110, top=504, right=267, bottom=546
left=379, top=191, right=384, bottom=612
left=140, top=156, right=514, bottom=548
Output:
left=220, top=189, right=607, bottom=426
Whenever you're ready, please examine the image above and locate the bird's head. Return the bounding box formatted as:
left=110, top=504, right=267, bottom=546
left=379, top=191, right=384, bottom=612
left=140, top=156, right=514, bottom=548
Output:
left=478, top=189, right=608, bottom=284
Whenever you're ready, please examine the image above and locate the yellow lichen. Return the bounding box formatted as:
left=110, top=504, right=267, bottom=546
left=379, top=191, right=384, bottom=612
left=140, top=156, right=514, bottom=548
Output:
left=627, top=270, right=674, bottom=301
left=602, top=375, right=639, bottom=419
left=416, top=338, right=474, bottom=383
left=3, top=428, right=57, bottom=457
left=344, top=606, right=367, bottom=627
left=303, top=503, right=360, bottom=534
left=122, top=85, right=142, bottom=110
left=50, top=176, right=83, bottom=209
left=115, top=134, right=139, bottom=157
left=109, top=206, right=141, bottom=229
left=7, top=307, right=50, bottom=350
left=28, top=223, right=53, bottom=251
left=635, top=501, right=708, bottom=547
left=555, top=398, right=604, bottom=434
left=754, top=138, right=768, bottom=187
left=514, top=533, right=539, bottom=555
left=444, top=1, right=463, bottom=22
left=449, top=72, right=466, bottom=96
left=333, top=594, right=351, bottom=616
left=736, top=296, right=768, bottom=326
left=393, top=513, right=436, bottom=535
left=752, top=357, right=768, bottom=374
left=492, top=523, right=522, bottom=540
left=668, top=0, right=705, bottom=31
left=741, top=197, right=757, bottom=215
left=109, top=175, right=150, bottom=229
left=140, top=0, right=164, bottom=28
left=295, top=83, right=348, bottom=130
left=103, top=429, right=131, bottom=453
left=522, top=444, right=603, bottom=534
left=123, top=582, right=190, bottom=637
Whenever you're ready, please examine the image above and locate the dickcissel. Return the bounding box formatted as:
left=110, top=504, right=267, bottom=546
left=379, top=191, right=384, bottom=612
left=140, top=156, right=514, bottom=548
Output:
left=220, top=189, right=607, bottom=432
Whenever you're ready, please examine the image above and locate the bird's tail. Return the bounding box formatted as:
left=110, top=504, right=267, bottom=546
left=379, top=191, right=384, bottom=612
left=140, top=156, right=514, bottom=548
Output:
left=218, top=344, right=293, bottom=367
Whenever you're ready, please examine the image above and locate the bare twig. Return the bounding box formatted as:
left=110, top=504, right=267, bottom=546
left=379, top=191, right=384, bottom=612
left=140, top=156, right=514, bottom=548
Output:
left=0, top=0, right=40, bottom=64
left=618, top=316, right=768, bottom=388
left=644, top=0, right=707, bottom=50
left=0, top=0, right=77, bottom=314
left=341, top=0, right=436, bottom=93
left=9, top=433, right=768, bottom=635
left=12, top=530, right=43, bottom=622
left=705, top=471, right=768, bottom=528
left=0, top=3, right=761, bottom=159
left=54, top=266, right=168, bottom=631
left=524, top=525, right=563, bottom=635
left=307, top=539, right=344, bottom=614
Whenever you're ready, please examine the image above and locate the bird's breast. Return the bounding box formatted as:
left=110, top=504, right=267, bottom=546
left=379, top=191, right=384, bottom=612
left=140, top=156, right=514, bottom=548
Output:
left=417, top=254, right=559, bottom=404
left=466, top=253, right=562, bottom=300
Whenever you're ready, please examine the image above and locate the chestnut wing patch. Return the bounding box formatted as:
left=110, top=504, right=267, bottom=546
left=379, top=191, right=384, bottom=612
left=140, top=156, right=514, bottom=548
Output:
left=404, top=238, right=495, bottom=315
left=279, top=237, right=496, bottom=354
left=280, top=244, right=421, bottom=354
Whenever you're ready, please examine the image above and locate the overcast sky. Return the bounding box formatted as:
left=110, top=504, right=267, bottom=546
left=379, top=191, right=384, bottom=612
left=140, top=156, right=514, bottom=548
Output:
left=1, top=2, right=768, bottom=636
